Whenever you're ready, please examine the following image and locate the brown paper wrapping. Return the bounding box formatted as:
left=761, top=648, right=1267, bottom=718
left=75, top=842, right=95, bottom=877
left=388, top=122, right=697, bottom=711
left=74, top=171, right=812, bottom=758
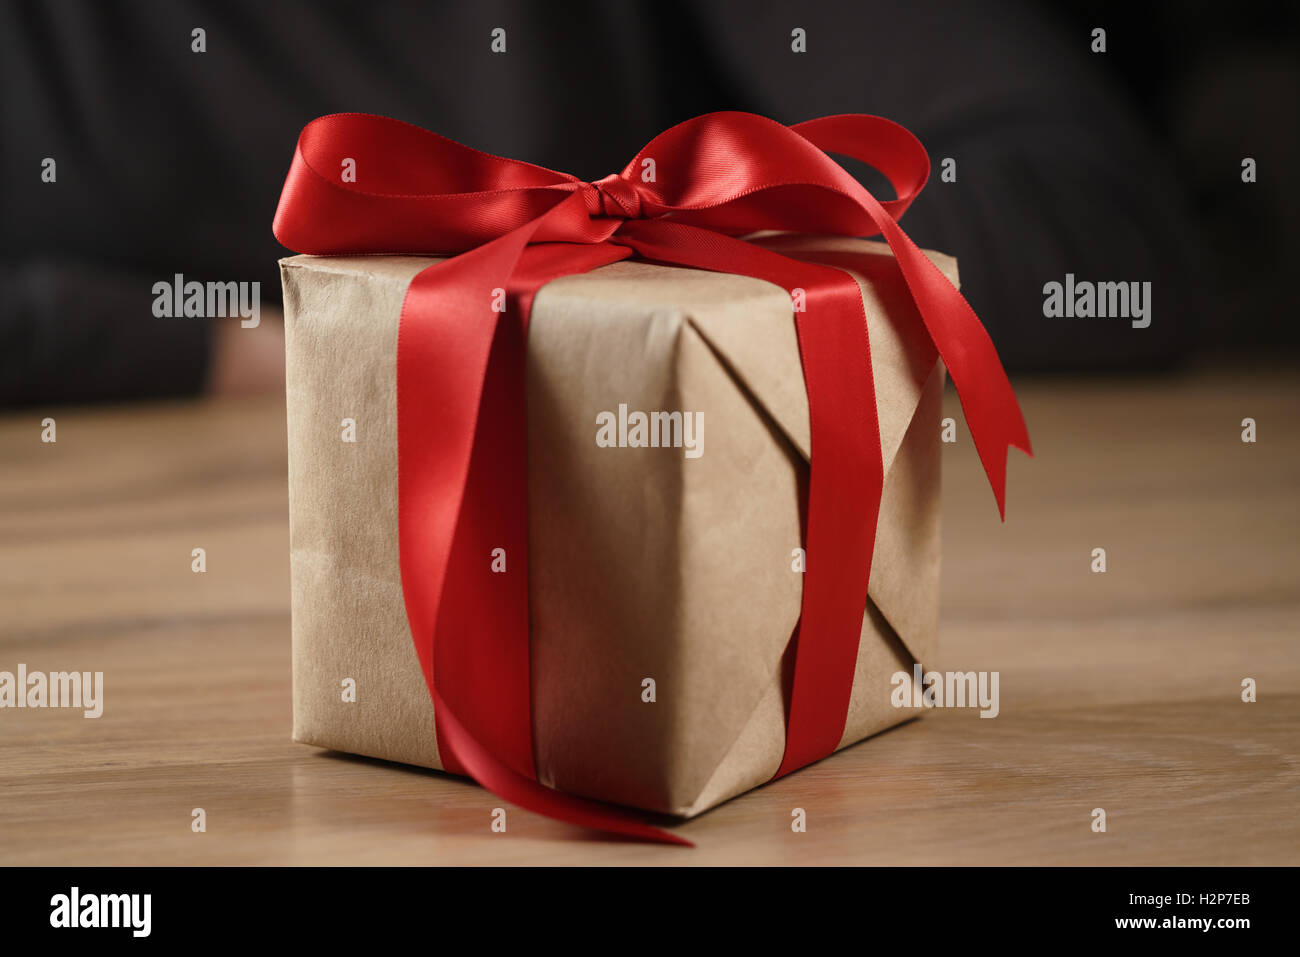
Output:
left=281, top=236, right=954, bottom=817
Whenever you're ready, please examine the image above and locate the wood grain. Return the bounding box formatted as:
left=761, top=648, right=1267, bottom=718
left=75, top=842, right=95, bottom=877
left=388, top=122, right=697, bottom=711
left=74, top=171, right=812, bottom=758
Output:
left=1, top=367, right=1297, bottom=864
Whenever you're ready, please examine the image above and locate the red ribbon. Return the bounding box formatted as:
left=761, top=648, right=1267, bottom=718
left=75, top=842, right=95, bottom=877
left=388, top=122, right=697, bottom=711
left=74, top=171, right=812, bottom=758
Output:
left=274, top=111, right=1031, bottom=846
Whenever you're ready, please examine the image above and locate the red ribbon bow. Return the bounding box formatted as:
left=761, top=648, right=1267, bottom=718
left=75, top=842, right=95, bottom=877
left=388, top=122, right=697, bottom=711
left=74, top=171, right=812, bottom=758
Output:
left=274, top=111, right=1031, bottom=846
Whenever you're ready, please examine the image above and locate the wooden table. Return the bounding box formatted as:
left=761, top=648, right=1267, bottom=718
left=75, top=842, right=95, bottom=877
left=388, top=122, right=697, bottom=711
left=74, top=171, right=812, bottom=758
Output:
left=2, top=367, right=1297, bottom=865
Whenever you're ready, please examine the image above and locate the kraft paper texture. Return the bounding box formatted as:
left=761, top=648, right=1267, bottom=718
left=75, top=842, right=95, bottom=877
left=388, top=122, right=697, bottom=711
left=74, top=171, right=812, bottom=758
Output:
left=281, top=237, right=955, bottom=817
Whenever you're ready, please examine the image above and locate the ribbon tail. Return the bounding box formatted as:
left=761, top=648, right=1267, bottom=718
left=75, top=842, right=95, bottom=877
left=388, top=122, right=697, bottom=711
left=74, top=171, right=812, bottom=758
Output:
left=875, top=218, right=1033, bottom=519
left=758, top=235, right=1033, bottom=520
left=433, top=689, right=692, bottom=846
left=782, top=115, right=1031, bottom=517
left=400, top=194, right=683, bottom=843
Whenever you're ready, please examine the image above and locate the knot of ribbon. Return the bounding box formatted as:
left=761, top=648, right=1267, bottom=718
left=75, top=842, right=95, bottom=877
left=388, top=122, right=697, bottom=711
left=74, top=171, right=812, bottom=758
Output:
left=584, top=173, right=645, bottom=219
left=274, top=111, right=1031, bottom=846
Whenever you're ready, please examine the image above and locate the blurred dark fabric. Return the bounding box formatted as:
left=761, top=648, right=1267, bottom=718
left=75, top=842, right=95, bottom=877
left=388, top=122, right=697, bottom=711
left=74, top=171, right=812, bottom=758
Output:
left=1, top=0, right=1295, bottom=405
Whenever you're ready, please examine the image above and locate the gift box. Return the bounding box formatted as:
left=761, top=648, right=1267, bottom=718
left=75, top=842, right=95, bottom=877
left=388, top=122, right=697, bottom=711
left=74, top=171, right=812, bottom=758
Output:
left=273, top=111, right=1028, bottom=838
left=282, top=235, right=953, bottom=817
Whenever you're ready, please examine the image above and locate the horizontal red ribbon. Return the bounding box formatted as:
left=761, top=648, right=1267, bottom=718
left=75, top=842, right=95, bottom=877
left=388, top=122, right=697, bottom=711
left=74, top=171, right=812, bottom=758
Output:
left=274, top=111, right=1031, bottom=845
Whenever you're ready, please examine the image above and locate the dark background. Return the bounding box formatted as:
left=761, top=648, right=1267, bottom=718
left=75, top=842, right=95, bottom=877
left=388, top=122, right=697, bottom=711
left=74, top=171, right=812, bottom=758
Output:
left=2, top=0, right=1297, bottom=404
